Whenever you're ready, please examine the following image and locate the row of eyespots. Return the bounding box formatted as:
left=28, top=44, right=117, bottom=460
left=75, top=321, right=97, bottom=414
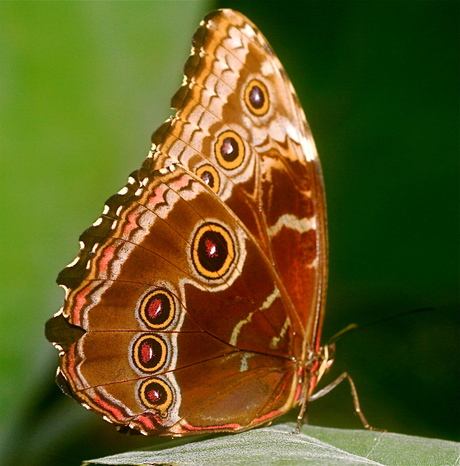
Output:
left=134, top=289, right=176, bottom=412
left=134, top=79, right=270, bottom=413
left=134, top=221, right=237, bottom=412
left=132, top=335, right=174, bottom=413
left=197, top=78, right=269, bottom=193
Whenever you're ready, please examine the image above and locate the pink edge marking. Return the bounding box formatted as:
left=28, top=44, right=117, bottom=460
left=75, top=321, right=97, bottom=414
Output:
left=173, top=174, right=190, bottom=188
left=180, top=421, right=242, bottom=433
left=122, top=211, right=139, bottom=236
left=98, top=244, right=117, bottom=274
left=148, top=186, right=165, bottom=207
left=73, top=284, right=93, bottom=324
left=137, top=415, right=155, bottom=430
left=93, top=397, right=124, bottom=421
left=253, top=408, right=282, bottom=425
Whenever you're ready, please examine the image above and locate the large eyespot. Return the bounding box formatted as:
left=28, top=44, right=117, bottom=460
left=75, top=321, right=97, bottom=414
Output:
left=139, top=377, right=173, bottom=412
left=192, top=222, right=235, bottom=279
left=215, top=131, right=245, bottom=170
left=132, top=335, right=167, bottom=373
left=196, top=164, right=221, bottom=194
left=244, top=79, right=270, bottom=116
left=138, top=289, right=175, bottom=330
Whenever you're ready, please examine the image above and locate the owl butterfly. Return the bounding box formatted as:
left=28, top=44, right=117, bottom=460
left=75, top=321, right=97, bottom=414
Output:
left=46, top=9, right=333, bottom=437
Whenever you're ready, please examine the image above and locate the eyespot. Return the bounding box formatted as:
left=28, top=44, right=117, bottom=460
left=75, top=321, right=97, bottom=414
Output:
left=139, top=377, right=173, bottom=412
left=138, top=289, right=175, bottom=330
left=191, top=222, right=235, bottom=279
left=132, top=335, right=167, bottom=372
left=244, top=79, right=270, bottom=116
left=215, top=131, right=245, bottom=170
left=196, top=164, right=221, bottom=194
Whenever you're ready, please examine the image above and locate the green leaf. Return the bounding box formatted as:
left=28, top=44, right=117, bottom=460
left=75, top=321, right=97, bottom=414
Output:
left=83, top=424, right=460, bottom=466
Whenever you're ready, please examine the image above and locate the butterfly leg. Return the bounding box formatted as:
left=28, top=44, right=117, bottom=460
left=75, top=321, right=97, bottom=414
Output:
left=293, top=375, right=312, bottom=434
left=304, top=372, right=382, bottom=431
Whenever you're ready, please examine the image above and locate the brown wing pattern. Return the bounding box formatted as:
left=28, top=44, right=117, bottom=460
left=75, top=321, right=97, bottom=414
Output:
left=45, top=9, right=328, bottom=436
left=149, top=9, right=328, bottom=354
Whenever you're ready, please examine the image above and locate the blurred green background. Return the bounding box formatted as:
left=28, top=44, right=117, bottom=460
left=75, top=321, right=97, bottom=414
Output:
left=0, top=1, right=458, bottom=465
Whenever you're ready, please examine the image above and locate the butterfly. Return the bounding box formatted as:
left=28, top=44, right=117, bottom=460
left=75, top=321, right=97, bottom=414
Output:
left=45, top=8, right=331, bottom=437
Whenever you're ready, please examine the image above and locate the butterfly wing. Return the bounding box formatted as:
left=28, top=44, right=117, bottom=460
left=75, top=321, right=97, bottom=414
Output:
left=45, top=9, right=328, bottom=436
left=47, top=163, right=300, bottom=435
left=155, top=9, right=328, bottom=359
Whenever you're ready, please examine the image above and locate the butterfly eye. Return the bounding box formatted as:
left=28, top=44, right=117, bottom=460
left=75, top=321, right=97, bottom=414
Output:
left=215, top=131, right=245, bottom=170
left=132, top=335, right=167, bottom=372
left=244, top=79, right=270, bottom=116
left=196, top=164, right=221, bottom=194
left=191, top=222, right=235, bottom=279
left=139, top=289, right=175, bottom=330
left=139, top=378, right=173, bottom=412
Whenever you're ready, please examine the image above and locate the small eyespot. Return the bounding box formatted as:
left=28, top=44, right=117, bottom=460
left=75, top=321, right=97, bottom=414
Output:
left=191, top=222, right=235, bottom=279
left=132, top=335, right=167, bottom=372
left=139, top=378, right=173, bottom=412
left=196, top=164, right=221, bottom=194
left=215, top=131, right=245, bottom=170
left=138, top=289, right=175, bottom=330
left=244, top=79, right=270, bottom=116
